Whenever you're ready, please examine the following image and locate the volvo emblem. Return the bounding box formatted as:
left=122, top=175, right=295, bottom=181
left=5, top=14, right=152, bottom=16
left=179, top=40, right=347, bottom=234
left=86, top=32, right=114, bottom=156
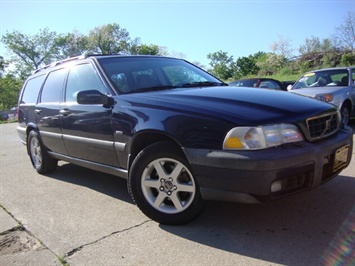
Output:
left=321, top=116, right=332, bottom=136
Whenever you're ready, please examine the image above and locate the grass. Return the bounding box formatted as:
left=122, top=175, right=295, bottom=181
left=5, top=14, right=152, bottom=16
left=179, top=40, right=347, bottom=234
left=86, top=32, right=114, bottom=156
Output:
left=267, top=73, right=301, bottom=82
left=0, top=118, right=18, bottom=124
left=58, top=255, right=70, bottom=266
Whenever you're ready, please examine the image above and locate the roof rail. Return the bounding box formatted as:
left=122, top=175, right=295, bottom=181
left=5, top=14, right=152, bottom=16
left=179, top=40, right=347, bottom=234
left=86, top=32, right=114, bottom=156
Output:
left=31, top=53, right=123, bottom=74
left=53, top=54, right=86, bottom=66
left=32, top=54, right=88, bottom=74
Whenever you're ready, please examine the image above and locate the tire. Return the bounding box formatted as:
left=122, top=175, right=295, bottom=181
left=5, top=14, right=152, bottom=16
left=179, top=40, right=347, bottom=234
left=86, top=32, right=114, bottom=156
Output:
left=340, top=104, right=350, bottom=125
left=28, top=131, right=57, bottom=174
left=128, top=142, right=205, bottom=225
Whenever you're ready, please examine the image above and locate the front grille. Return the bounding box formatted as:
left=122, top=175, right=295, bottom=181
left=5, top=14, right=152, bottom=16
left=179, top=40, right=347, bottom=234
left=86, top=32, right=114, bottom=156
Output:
left=306, top=112, right=339, bottom=141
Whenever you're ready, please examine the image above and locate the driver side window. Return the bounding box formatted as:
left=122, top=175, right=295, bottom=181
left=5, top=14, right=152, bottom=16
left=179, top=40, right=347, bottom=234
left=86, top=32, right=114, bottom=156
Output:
left=66, top=64, right=106, bottom=102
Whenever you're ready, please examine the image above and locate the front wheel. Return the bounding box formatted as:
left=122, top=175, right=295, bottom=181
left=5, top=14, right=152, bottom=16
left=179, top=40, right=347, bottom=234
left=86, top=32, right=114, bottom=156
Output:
left=28, top=131, right=57, bottom=174
left=128, top=142, right=205, bottom=225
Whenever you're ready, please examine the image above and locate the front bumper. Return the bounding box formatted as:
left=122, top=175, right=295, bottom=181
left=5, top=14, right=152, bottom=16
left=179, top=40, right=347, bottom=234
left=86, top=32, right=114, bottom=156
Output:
left=183, top=126, right=353, bottom=203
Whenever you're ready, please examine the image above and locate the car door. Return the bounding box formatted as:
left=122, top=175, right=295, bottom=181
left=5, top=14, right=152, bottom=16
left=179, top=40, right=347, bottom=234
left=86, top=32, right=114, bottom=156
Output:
left=36, top=68, right=68, bottom=155
left=60, top=63, right=119, bottom=167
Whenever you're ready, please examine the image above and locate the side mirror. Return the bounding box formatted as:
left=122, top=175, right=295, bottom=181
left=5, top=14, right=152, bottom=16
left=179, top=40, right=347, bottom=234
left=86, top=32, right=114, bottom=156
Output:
left=77, top=90, right=114, bottom=108
left=287, top=84, right=293, bottom=91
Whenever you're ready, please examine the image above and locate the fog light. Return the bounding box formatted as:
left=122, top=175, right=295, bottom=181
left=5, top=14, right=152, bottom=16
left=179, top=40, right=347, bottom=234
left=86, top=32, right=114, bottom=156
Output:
left=271, top=181, right=283, bottom=192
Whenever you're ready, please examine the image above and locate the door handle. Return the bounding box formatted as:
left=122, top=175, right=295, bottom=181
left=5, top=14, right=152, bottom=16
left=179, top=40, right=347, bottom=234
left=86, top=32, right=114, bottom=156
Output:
left=59, top=109, right=71, bottom=116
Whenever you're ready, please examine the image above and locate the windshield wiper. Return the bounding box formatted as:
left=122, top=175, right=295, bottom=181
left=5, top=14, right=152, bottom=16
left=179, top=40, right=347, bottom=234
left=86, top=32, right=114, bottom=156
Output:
left=125, top=82, right=227, bottom=94
left=180, top=81, right=228, bottom=87
left=126, top=85, right=177, bottom=94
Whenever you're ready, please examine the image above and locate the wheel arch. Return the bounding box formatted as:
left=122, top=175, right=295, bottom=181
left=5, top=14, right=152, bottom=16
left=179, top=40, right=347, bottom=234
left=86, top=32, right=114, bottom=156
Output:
left=128, top=131, right=184, bottom=169
left=340, top=99, right=353, bottom=124
left=127, top=139, right=206, bottom=224
left=25, top=124, right=39, bottom=154
left=341, top=99, right=352, bottom=113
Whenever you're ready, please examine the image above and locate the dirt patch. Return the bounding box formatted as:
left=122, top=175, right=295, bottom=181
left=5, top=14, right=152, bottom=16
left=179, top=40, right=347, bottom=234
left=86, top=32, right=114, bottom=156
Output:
left=0, top=227, right=44, bottom=255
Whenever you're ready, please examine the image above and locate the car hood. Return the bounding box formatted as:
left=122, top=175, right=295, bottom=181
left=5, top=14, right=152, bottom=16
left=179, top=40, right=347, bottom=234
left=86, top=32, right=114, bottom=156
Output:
left=117, top=87, right=336, bottom=125
left=290, top=86, right=348, bottom=97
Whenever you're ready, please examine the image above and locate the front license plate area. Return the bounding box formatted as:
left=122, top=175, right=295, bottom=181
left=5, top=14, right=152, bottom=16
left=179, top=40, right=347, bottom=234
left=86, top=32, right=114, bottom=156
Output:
left=333, top=145, right=350, bottom=172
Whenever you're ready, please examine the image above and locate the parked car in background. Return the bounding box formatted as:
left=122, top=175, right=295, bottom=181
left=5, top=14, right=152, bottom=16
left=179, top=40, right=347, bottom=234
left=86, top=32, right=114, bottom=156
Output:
left=289, top=67, right=355, bottom=124
left=16, top=55, right=353, bottom=225
left=228, top=78, right=291, bottom=91
left=0, top=108, right=18, bottom=121
left=0, top=113, right=9, bottom=121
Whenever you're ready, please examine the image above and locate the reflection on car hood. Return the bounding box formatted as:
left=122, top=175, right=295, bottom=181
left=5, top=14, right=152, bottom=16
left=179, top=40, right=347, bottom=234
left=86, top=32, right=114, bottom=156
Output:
left=290, top=86, right=349, bottom=97
left=118, top=87, right=336, bottom=125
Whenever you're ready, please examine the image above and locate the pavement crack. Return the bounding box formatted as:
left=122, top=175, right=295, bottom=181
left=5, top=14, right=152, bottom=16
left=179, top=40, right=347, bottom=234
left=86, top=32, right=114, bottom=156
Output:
left=65, top=220, right=151, bottom=258
left=0, top=204, right=68, bottom=265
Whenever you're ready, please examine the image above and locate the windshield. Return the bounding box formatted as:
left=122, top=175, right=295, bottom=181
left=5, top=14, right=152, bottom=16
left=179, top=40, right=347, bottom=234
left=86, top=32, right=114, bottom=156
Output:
left=292, top=69, right=350, bottom=89
left=98, top=56, right=224, bottom=94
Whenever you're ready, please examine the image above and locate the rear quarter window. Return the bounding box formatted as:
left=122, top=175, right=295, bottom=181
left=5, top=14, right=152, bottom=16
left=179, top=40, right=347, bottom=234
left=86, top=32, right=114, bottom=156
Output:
left=20, top=74, right=46, bottom=104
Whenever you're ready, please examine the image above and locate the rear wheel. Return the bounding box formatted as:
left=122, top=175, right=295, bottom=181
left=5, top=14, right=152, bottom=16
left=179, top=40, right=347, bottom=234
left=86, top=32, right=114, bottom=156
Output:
left=28, top=131, right=57, bottom=174
left=128, top=142, right=205, bottom=225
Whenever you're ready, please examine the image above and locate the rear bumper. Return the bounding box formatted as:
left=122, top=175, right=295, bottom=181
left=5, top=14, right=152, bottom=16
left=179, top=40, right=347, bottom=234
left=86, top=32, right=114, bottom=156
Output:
left=17, top=125, right=27, bottom=145
left=183, top=126, right=353, bottom=203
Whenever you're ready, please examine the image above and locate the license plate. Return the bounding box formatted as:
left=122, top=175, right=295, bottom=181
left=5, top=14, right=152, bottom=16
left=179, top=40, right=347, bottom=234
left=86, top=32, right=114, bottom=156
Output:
left=333, top=145, right=350, bottom=172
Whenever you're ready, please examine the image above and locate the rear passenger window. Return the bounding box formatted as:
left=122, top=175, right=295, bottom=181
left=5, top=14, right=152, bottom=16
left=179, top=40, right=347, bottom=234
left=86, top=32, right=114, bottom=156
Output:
left=40, top=68, right=67, bottom=103
left=21, top=74, right=46, bottom=104
left=66, top=64, right=106, bottom=102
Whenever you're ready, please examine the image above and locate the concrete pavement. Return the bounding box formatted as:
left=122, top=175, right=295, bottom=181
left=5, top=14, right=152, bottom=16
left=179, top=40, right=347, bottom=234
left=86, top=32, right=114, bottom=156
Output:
left=1, top=122, right=354, bottom=266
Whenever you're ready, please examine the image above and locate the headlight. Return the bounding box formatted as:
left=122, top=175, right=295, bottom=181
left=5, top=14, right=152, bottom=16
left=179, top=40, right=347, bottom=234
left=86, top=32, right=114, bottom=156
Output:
left=223, top=124, right=304, bottom=150
left=316, top=93, right=333, bottom=102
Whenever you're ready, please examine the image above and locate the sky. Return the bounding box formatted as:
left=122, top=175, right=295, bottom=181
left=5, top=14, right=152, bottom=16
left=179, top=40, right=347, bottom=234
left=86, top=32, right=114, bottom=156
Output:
left=0, top=0, right=354, bottom=67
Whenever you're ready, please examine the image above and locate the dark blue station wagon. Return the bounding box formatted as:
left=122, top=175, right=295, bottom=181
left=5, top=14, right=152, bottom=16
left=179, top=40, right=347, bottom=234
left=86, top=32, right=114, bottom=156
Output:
left=17, top=55, right=353, bottom=224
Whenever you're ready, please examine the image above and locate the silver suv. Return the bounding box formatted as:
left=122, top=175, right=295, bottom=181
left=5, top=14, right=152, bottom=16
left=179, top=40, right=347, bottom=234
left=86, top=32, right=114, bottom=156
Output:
left=289, top=67, right=355, bottom=124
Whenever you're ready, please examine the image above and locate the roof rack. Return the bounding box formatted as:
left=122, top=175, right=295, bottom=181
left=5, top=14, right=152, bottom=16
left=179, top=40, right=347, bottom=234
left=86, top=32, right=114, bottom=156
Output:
left=32, top=54, right=88, bottom=74
left=32, top=53, right=124, bottom=74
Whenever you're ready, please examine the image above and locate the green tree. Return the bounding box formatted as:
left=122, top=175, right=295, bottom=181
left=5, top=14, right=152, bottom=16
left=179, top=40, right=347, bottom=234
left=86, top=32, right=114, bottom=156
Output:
left=207, top=51, right=236, bottom=80
left=340, top=52, right=355, bottom=66
left=1, top=28, right=59, bottom=76
left=0, top=73, right=22, bottom=110
left=299, top=36, right=323, bottom=55
left=131, top=44, right=161, bottom=55
left=267, top=35, right=293, bottom=72
left=235, top=52, right=264, bottom=77
left=0, top=56, right=7, bottom=77
left=87, top=23, right=133, bottom=54
left=256, top=52, right=283, bottom=76
left=298, top=36, right=340, bottom=70
left=55, top=31, right=89, bottom=59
